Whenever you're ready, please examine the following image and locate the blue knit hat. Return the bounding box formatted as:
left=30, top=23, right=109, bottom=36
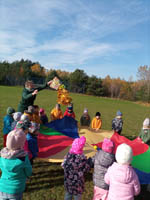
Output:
left=116, top=110, right=122, bottom=116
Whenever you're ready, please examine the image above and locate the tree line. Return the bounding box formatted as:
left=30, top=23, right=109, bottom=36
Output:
left=0, top=59, right=150, bottom=102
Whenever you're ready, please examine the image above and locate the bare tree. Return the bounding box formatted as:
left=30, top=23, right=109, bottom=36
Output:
left=137, top=65, right=150, bottom=101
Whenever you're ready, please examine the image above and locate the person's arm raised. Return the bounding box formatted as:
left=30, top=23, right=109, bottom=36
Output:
left=32, top=89, right=38, bottom=96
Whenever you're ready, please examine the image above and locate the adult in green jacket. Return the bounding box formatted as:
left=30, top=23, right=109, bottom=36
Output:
left=18, top=80, right=52, bottom=113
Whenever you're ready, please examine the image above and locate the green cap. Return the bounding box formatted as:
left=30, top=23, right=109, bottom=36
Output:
left=7, top=107, right=15, bottom=115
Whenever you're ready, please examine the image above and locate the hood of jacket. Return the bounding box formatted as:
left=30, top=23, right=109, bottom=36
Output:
left=111, top=162, right=135, bottom=184
left=0, top=157, right=25, bottom=174
left=96, top=150, right=115, bottom=168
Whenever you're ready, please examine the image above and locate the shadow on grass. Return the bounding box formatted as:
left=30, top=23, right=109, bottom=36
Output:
left=25, top=161, right=64, bottom=193
left=32, top=168, right=64, bottom=179
left=25, top=156, right=150, bottom=199
left=26, top=174, right=64, bottom=192
left=26, top=176, right=64, bottom=193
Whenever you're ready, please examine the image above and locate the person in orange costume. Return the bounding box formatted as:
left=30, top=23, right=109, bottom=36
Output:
left=32, top=105, right=42, bottom=124
left=50, top=104, right=63, bottom=121
left=91, top=112, right=102, bottom=131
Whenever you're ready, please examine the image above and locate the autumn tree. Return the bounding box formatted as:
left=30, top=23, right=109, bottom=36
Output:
left=119, top=81, right=133, bottom=100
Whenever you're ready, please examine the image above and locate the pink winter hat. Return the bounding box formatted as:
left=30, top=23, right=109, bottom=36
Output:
left=39, top=108, right=45, bottom=114
left=69, top=136, right=86, bottom=155
left=102, top=138, right=114, bottom=153
left=6, top=129, right=26, bottom=150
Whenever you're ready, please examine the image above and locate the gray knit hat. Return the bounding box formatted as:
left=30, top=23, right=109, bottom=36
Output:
left=13, top=112, right=22, bottom=121
left=25, top=106, right=34, bottom=114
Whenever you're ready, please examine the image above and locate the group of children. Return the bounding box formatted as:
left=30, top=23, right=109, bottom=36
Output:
left=62, top=137, right=141, bottom=200
left=1, top=103, right=150, bottom=200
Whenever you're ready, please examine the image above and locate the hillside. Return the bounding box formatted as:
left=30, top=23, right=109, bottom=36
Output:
left=0, top=86, right=150, bottom=200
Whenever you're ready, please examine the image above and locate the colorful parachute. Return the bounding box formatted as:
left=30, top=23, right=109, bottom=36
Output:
left=37, top=116, right=113, bottom=162
left=37, top=117, right=150, bottom=184
left=95, top=132, right=150, bottom=184
left=110, top=133, right=150, bottom=184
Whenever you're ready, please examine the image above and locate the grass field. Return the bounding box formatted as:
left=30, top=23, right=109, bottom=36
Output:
left=0, top=85, right=150, bottom=200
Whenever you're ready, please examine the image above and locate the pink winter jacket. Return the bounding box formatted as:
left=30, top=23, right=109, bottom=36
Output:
left=104, top=162, right=140, bottom=200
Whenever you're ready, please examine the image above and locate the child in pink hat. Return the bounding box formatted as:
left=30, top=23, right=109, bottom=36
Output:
left=39, top=108, right=48, bottom=124
left=92, top=138, right=115, bottom=200
left=62, top=136, right=92, bottom=200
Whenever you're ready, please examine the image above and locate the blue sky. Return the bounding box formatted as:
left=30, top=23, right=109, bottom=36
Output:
left=0, top=0, right=149, bottom=80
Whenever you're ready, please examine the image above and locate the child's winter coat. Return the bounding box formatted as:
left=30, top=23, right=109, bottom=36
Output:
left=93, top=150, right=115, bottom=190
left=62, top=152, right=91, bottom=195
left=0, top=155, right=32, bottom=194
left=104, top=162, right=140, bottom=200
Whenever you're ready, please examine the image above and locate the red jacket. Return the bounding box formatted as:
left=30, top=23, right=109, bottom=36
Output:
left=64, top=109, right=75, bottom=119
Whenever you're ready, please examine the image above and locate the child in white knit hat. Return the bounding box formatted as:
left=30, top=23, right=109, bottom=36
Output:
left=138, top=118, right=150, bottom=192
left=139, top=118, right=150, bottom=145
left=80, top=108, right=91, bottom=127
left=0, top=129, right=32, bottom=200
left=104, top=143, right=140, bottom=200
left=11, top=112, right=22, bottom=130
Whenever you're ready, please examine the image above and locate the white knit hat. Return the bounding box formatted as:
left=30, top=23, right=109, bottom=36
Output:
left=143, top=118, right=150, bottom=129
left=13, top=112, right=22, bottom=121
left=6, top=129, right=26, bottom=150
left=115, top=143, right=133, bottom=165
left=83, top=108, right=88, bottom=114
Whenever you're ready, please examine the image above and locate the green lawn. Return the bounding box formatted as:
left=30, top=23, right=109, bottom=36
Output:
left=0, top=86, right=150, bottom=200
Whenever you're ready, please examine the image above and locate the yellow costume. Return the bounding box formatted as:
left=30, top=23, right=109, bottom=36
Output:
left=91, top=117, right=102, bottom=130
left=24, top=112, right=34, bottom=122
left=50, top=108, right=63, bottom=121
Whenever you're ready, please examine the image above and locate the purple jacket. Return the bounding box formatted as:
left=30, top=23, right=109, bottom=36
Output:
left=104, top=162, right=140, bottom=200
